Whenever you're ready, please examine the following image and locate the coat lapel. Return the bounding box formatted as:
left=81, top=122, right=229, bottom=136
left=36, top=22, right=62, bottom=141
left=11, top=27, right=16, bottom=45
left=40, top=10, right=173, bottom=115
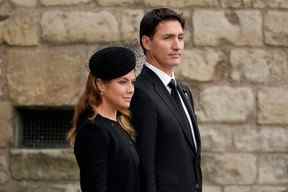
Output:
left=141, top=66, right=196, bottom=154
left=178, top=84, right=201, bottom=155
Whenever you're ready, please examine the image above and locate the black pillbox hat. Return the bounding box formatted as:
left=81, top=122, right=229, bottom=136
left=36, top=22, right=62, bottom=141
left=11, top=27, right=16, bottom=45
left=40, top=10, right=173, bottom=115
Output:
left=89, top=47, right=136, bottom=80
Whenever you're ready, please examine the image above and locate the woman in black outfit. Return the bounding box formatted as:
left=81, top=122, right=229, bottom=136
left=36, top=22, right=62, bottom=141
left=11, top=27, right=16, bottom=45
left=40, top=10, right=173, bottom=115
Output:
left=68, top=47, right=139, bottom=192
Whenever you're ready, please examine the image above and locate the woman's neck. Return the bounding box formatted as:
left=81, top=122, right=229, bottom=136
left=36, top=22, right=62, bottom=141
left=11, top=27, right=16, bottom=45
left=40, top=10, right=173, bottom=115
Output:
left=95, top=102, right=117, bottom=121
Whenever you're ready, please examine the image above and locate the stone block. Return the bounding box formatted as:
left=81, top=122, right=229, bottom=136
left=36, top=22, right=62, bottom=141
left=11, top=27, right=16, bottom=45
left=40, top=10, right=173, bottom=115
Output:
left=0, top=150, right=9, bottom=184
left=0, top=22, right=3, bottom=44
left=221, top=0, right=252, bottom=8
left=254, top=0, right=288, bottom=8
left=200, top=124, right=233, bottom=152
left=264, top=11, right=288, bottom=46
left=257, top=88, right=288, bottom=124
left=259, top=154, right=288, bottom=184
left=0, top=48, right=6, bottom=99
left=233, top=126, right=261, bottom=152
left=10, top=149, right=79, bottom=180
left=0, top=102, right=12, bottom=147
left=176, top=49, right=226, bottom=82
left=143, top=0, right=219, bottom=7
left=224, top=186, right=251, bottom=192
left=234, top=126, right=288, bottom=152
left=252, top=186, right=288, bottom=192
left=2, top=11, right=39, bottom=46
left=203, top=153, right=257, bottom=184
left=3, top=182, right=80, bottom=192
left=10, top=0, right=37, bottom=7
left=40, top=0, right=90, bottom=6
left=260, top=127, right=288, bottom=152
left=194, top=10, right=262, bottom=46
left=119, top=9, right=144, bottom=41
left=203, top=185, right=222, bottom=192
left=97, top=0, right=135, bottom=6
left=231, top=49, right=288, bottom=82
left=41, top=11, right=120, bottom=43
left=198, top=86, right=254, bottom=122
left=7, top=47, right=87, bottom=106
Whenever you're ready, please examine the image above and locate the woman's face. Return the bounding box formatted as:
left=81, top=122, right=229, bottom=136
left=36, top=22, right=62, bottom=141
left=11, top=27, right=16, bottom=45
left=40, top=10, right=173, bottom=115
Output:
left=101, top=70, right=136, bottom=110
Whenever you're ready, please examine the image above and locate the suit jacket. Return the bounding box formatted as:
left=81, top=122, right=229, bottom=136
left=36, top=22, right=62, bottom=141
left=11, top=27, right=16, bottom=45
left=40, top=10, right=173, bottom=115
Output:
left=74, top=114, right=139, bottom=192
left=130, top=66, right=202, bottom=192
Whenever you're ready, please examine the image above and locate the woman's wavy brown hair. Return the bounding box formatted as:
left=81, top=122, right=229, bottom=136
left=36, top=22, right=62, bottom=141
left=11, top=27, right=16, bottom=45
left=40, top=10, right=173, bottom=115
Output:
left=67, top=73, right=135, bottom=145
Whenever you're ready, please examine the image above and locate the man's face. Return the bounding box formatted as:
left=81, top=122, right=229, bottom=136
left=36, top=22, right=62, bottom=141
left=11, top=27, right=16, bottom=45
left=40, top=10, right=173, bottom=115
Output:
left=143, top=20, right=184, bottom=73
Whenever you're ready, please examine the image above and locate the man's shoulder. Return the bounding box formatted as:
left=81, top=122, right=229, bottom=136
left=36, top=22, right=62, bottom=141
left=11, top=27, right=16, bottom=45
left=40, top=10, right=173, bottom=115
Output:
left=135, top=71, right=152, bottom=88
left=177, top=80, right=191, bottom=92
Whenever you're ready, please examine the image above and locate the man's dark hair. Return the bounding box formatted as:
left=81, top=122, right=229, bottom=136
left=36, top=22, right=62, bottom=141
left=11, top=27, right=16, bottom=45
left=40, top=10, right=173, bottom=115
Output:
left=139, top=8, right=185, bottom=54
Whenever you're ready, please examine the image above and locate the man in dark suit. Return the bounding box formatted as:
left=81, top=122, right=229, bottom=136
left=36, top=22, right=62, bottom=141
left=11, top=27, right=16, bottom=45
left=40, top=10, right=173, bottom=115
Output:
left=130, top=8, right=202, bottom=192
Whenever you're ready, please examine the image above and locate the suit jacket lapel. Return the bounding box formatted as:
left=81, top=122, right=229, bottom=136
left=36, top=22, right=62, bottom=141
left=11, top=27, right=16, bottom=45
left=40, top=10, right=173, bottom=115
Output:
left=141, top=66, right=196, bottom=154
left=178, top=84, right=201, bottom=154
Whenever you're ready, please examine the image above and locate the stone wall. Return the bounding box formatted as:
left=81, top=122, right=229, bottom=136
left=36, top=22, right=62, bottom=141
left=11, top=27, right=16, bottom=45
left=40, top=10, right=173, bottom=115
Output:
left=0, top=0, right=288, bottom=191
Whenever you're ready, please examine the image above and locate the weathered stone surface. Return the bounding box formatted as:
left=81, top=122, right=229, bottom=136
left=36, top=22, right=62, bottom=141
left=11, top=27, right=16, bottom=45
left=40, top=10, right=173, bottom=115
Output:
left=257, top=88, right=288, bottom=124
left=0, top=22, right=4, bottom=44
left=234, top=126, right=288, bottom=152
left=182, top=10, right=193, bottom=45
left=200, top=124, right=233, bottom=152
left=260, top=127, right=288, bottom=152
left=97, top=0, right=135, bottom=6
left=0, top=102, right=12, bottom=147
left=231, top=49, right=288, bottom=82
left=259, top=154, right=288, bottom=184
left=0, top=48, right=6, bottom=98
left=233, top=126, right=260, bottom=152
left=0, top=3, right=12, bottom=44
left=41, top=11, right=120, bottom=43
left=198, top=86, right=254, bottom=122
left=252, top=186, right=288, bottom=192
left=194, top=10, right=262, bottom=46
left=203, top=153, right=257, bottom=184
left=254, top=0, right=288, bottom=8
left=224, top=186, right=251, bottom=192
left=119, top=9, right=143, bottom=41
left=176, top=49, right=226, bottom=82
left=143, top=0, right=218, bottom=7
left=203, top=185, right=222, bottom=192
left=0, top=150, right=9, bottom=184
left=2, top=11, right=39, bottom=46
left=5, top=182, right=80, bottom=192
left=264, top=11, right=288, bottom=46
left=10, top=149, right=79, bottom=180
left=10, top=0, right=37, bottom=7
left=7, top=47, right=87, bottom=106
left=0, top=1, right=13, bottom=17
left=40, top=0, right=90, bottom=6
left=221, top=0, right=252, bottom=8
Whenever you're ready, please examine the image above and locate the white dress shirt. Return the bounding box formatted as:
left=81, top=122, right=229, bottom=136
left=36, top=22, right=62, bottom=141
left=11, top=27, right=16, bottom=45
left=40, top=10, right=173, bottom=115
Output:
left=145, top=63, right=197, bottom=150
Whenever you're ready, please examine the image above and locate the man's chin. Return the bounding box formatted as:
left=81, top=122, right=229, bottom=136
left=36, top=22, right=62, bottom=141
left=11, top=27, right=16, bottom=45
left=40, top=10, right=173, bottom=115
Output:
left=170, top=62, right=181, bottom=68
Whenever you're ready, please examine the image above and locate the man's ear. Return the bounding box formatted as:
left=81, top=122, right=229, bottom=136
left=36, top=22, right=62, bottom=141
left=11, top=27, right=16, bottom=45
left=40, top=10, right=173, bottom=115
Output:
left=142, top=35, right=151, bottom=51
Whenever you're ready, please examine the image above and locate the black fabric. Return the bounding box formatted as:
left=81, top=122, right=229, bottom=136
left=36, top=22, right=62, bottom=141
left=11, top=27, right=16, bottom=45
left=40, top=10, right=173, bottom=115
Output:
left=168, top=79, right=182, bottom=109
left=74, top=115, right=139, bottom=192
left=168, top=79, right=197, bottom=152
left=130, top=66, right=202, bottom=192
left=89, top=47, right=136, bottom=80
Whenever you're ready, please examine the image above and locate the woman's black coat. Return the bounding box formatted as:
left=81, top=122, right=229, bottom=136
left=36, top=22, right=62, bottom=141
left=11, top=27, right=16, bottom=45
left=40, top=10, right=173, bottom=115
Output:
left=74, top=115, right=139, bottom=192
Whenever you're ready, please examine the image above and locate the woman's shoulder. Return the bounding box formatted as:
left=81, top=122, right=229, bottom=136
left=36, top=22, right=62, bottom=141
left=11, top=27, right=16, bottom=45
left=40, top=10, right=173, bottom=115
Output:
left=76, top=117, right=111, bottom=143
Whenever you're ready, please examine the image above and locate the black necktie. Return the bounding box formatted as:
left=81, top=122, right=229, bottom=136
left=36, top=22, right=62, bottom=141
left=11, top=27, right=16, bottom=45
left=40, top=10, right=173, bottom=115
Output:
left=168, top=79, right=183, bottom=108
left=168, top=79, right=198, bottom=151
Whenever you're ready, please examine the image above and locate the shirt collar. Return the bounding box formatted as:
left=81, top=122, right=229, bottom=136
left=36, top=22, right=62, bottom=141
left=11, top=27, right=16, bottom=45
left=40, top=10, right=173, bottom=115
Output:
left=145, top=62, right=175, bottom=87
